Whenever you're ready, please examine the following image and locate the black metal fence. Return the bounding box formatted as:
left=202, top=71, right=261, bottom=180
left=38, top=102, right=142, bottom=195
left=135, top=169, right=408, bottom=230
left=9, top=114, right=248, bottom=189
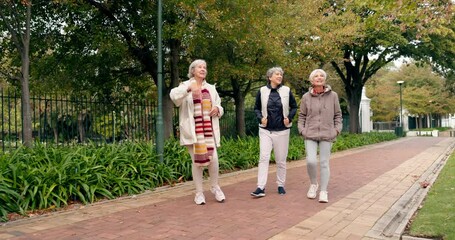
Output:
left=1, top=91, right=155, bottom=152
left=373, top=121, right=399, bottom=131
left=3, top=91, right=344, bottom=152
left=1, top=92, right=262, bottom=152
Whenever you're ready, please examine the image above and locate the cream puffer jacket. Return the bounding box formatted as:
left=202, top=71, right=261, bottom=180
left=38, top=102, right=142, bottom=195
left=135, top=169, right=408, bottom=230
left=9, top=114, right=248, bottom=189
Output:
left=298, top=85, right=342, bottom=142
left=169, top=78, right=224, bottom=147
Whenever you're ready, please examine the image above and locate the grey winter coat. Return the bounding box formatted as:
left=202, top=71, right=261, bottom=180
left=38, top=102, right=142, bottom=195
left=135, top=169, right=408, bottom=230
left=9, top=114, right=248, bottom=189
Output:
left=297, top=85, right=342, bottom=142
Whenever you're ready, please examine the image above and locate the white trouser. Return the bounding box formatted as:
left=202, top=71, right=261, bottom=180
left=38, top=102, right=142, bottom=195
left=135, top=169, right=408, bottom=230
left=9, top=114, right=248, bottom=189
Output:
left=257, top=128, right=290, bottom=189
left=186, top=145, right=220, bottom=193
left=304, top=140, right=332, bottom=192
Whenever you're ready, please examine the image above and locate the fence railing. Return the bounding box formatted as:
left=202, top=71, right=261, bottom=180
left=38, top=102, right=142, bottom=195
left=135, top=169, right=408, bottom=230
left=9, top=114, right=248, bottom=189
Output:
left=0, top=92, right=262, bottom=152
left=1, top=91, right=156, bottom=152
left=373, top=121, right=399, bottom=131
left=2, top=91, right=334, bottom=152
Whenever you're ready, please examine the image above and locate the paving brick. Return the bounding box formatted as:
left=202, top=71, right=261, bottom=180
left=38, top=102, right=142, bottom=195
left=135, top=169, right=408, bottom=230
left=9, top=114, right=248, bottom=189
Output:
left=0, top=137, right=453, bottom=240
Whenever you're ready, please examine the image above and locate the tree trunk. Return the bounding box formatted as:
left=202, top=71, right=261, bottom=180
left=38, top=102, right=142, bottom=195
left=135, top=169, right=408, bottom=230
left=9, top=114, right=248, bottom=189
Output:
left=234, top=93, right=246, bottom=137
left=348, top=96, right=361, bottom=133
left=20, top=4, right=33, bottom=147
left=163, top=94, right=174, bottom=139
left=21, top=64, right=33, bottom=147
left=166, top=38, right=181, bottom=139
left=346, top=86, right=362, bottom=133
left=77, top=112, right=87, bottom=142
left=230, top=77, right=247, bottom=137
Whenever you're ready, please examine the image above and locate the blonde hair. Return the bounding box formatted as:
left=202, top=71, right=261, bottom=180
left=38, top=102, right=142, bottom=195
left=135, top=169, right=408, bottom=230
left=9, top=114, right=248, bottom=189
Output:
left=187, top=59, right=207, bottom=78
left=309, top=69, right=327, bottom=82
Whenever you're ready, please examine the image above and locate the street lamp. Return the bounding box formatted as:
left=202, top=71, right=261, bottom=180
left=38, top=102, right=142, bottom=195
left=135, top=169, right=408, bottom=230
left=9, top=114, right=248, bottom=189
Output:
left=397, top=80, right=404, bottom=128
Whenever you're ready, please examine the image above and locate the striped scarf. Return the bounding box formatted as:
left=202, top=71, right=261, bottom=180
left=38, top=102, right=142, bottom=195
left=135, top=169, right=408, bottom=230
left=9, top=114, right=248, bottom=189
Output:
left=192, top=88, right=215, bottom=167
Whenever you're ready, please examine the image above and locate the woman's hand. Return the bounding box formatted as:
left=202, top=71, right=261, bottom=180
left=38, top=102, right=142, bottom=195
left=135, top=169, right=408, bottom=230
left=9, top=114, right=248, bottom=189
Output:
left=283, top=117, right=290, bottom=126
left=261, top=117, right=268, bottom=126
left=210, top=107, right=219, bottom=117
left=188, top=82, right=201, bottom=92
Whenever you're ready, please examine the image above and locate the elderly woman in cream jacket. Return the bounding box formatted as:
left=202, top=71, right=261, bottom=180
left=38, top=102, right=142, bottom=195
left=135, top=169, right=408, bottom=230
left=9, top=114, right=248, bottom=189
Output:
left=170, top=59, right=225, bottom=205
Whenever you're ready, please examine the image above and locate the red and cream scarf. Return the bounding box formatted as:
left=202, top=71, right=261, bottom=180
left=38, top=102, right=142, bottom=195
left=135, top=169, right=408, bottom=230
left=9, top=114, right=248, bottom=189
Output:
left=192, top=88, right=215, bottom=167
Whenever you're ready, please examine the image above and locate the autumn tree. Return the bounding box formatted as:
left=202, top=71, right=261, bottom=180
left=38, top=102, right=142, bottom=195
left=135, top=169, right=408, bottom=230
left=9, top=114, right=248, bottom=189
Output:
left=180, top=0, right=321, bottom=136
left=367, top=63, right=455, bottom=128
left=294, top=0, right=454, bottom=133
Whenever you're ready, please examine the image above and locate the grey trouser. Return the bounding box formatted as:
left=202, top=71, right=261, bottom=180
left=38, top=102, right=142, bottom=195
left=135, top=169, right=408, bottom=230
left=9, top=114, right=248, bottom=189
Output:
left=304, top=140, right=332, bottom=192
left=257, top=128, right=290, bottom=189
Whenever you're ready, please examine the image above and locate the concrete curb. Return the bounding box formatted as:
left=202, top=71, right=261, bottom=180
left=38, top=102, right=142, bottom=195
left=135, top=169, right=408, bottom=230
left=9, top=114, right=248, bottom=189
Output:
left=366, top=139, right=455, bottom=239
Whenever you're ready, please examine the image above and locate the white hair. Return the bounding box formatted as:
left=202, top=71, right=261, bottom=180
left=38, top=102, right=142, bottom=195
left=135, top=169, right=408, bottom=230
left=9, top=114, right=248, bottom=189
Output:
left=187, top=59, right=207, bottom=78
left=309, top=69, right=327, bottom=82
left=266, top=67, right=284, bottom=79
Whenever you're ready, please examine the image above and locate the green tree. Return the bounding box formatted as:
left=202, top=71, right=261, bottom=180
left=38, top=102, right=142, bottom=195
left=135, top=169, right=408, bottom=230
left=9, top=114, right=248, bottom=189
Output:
left=182, top=0, right=320, bottom=136
left=32, top=0, right=196, bottom=139
left=367, top=63, right=455, bottom=128
left=297, top=0, right=454, bottom=133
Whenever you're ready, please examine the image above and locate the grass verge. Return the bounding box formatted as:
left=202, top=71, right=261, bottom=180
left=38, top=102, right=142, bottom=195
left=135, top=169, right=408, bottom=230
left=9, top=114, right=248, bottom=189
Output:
left=407, top=153, right=455, bottom=239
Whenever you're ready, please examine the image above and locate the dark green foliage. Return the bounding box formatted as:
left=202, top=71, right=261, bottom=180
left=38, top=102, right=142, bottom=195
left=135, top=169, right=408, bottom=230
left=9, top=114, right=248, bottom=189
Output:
left=218, top=136, right=260, bottom=170
left=332, top=132, right=398, bottom=152
left=0, top=142, right=161, bottom=221
left=163, top=139, right=192, bottom=182
left=287, top=135, right=305, bottom=160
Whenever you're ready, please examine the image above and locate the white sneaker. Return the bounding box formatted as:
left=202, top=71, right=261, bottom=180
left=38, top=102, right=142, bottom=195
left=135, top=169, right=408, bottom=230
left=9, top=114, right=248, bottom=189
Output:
left=307, top=183, right=319, bottom=199
left=194, top=192, right=206, bottom=205
left=210, top=186, right=225, bottom=202
left=319, top=191, right=328, bottom=203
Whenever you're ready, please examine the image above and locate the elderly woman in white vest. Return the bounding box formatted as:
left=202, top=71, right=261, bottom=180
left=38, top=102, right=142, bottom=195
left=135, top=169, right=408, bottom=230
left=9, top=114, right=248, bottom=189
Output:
left=250, top=67, right=298, bottom=197
left=170, top=59, right=226, bottom=205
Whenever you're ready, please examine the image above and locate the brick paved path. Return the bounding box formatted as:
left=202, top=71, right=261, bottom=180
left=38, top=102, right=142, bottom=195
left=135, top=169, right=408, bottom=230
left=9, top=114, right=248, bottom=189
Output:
left=0, top=137, right=452, bottom=240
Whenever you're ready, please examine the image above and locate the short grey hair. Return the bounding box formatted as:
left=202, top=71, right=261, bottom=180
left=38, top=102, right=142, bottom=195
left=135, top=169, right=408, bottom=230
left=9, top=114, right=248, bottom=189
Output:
left=266, top=67, right=284, bottom=80
left=187, top=59, right=207, bottom=79
left=309, top=69, right=327, bottom=82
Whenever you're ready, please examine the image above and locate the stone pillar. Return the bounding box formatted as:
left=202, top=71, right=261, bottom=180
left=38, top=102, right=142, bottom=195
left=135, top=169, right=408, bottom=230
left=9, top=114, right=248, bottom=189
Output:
left=359, top=87, right=372, bottom=132
left=403, top=109, right=409, bottom=131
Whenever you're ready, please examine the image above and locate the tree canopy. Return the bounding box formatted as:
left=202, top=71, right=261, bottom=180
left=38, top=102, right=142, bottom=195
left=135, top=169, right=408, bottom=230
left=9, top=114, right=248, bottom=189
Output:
left=1, top=0, right=455, bottom=139
left=289, top=0, right=455, bottom=132
left=367, top=63, right=455, bottom=126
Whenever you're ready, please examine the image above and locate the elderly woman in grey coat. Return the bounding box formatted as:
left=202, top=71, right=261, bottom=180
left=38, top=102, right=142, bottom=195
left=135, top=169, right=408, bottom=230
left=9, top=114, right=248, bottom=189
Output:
left=298, top=69, right=342, bottom=203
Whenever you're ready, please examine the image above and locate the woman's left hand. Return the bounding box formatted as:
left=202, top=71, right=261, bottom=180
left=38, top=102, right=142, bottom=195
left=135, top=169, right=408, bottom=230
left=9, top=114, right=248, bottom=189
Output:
left=210, top=107, right=219, bottom=117
left=283, top=117, right=290, bottom=126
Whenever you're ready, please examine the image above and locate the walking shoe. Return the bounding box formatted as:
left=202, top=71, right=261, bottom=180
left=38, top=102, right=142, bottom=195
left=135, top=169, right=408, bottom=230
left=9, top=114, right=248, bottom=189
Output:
left=307, top=183, right=319, bottom=199
left=194, top=192, right=206, bottom=205
left=210, top=186, right=226, bottom=202
left=250, top=187, right=265, bottom=197
left=278, top=186, right=286, bottom=195
left=319, top=191, right=328, bottom=203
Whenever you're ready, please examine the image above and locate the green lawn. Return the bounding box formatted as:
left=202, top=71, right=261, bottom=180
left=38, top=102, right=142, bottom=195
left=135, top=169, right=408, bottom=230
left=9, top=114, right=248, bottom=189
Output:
left=407, top=152, right=455, bottom=239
